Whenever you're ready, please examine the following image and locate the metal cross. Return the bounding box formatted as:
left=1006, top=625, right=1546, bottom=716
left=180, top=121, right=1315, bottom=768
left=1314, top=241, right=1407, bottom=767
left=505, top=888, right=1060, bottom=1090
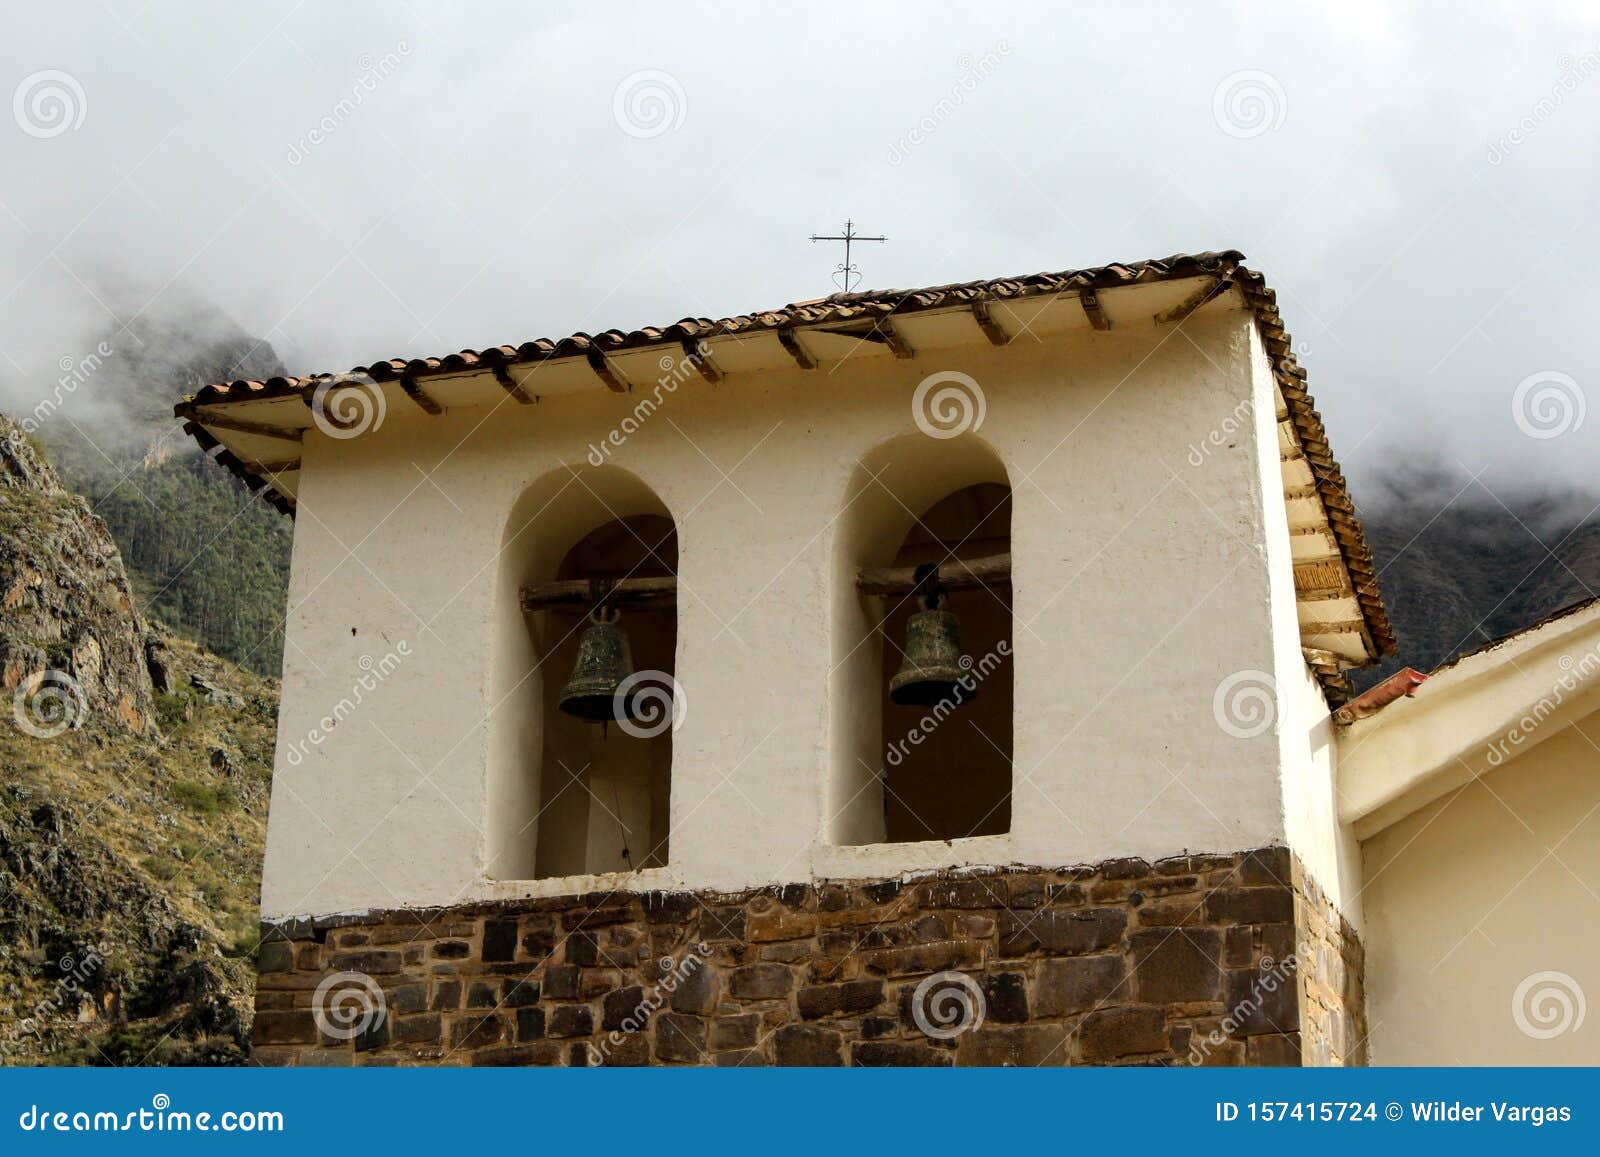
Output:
left=809, top=219, right=886, bottom=294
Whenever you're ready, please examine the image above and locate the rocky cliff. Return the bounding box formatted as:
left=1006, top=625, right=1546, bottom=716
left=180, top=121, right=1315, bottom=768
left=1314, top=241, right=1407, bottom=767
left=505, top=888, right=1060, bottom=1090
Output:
left=0, top=415, right=274, bottom=1066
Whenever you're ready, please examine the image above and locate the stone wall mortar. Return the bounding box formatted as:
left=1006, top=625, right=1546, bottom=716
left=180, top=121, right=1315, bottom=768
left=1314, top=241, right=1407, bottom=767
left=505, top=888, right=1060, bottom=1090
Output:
left=251, top=846, right=1359, bottom=1067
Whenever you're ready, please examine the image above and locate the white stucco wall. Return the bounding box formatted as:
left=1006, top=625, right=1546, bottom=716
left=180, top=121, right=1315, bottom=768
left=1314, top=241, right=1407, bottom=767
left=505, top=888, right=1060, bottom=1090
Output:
left=1360, top=707, right=1600, bottom=1064
left=261, top=307, right=1316, bottom=918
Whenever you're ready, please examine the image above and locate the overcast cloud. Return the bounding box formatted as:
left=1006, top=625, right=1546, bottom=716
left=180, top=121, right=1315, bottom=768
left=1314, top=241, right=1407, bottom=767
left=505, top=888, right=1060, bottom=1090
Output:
left=2, top=1, right=1598, bottom=493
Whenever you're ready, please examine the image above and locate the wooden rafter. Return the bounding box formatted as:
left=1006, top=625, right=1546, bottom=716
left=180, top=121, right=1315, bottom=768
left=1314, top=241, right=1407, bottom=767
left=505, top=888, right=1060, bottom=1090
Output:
left=182, top=406, right=303, bottom=443
left=874, top=316, right=913, bottom=359
left=586, top=350, right=630, bottom=393
left=971, top=300, right=1010, bottom=346
left=492, top=364, right=537, bottom=404
left=1153, top=277, right=1234, bottom=325
left=777, top=327, right=816, bottom=370
left=683, top=337, right=723, bottom=384
left=399, top=373, right=444, bottom=415
left=1079, top=288, right=1111, bottom=331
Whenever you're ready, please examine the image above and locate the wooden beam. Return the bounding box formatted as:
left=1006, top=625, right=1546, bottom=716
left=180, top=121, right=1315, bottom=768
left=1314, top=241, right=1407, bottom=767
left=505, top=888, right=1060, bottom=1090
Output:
left=777, top=327, right=816, bottom=370
left=683, top=337, right=723, bottom=384
left=971, top=300, right=1009, bottom=346
left=1293, top=560, right=1350, bottom=594
left=398, top=373, right=444, bottom=415
left=522, top=575, right=677, bottom=613
left=1154, top=276, right=1234, bottom=325
left=856, top=552, right=1010, bottom=597
left=492, top=364, right=537, bottom=404
left=875, top=316, right=914, bottom=359
left=1301, top=619, right=1370, bottom=636
left=183, top=407, right=304, bottom=443
left=1079, top=288, right=1111, bottom=331
left=1282, top=484, right=1321, bottom=501
left=586, top=349, right=630, bottom=393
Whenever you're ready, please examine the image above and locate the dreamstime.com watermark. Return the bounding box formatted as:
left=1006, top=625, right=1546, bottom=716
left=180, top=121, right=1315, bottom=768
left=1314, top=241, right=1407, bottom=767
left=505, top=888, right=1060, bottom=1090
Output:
left=912, top=370, right=986, bottom=439
left=0, top=945, right=104, bottom=1060
left=308, top=372, right=387, bottom=439
left=3, top=342, right=113, bottom=443
left=885, top=640, right=1010, bottom=768
left=1212, top=69, right=1286, bottom=139
left=1186, top=395, right=1254, bottom=466
left=612, top=69, right=687, bottom=139
left=586, top=342, right=711, bottom=463
left=286, top=43, right=412, bottom=165
left=613, top=669, right=685, bottom=739
left=911, top=970, right=986, bottom=1039
left=1187, top=953, right=1297, bottom=1064
left=1512, top=970, right=1586, bottom=1040
left=11, top=669, right=86, bottom=740
left=1212, top=669, right=1277, bottom=739
left=1484, top=643, right=1600, bottom=767
left=1511, top=370, right=1585, bottom=440
left=16, top=1095, right=283, bottom=1133
left=585, top=943, right=711, bottom=1063
left=1488, top=46, right=1600, bottom=165
left=12, top=70, right=85, bottom=138
left=312, top=971, right=387, bottom=1042
left=886, top=43, right=1011, bottom=166
left=282, top=643, right=411, bottom=766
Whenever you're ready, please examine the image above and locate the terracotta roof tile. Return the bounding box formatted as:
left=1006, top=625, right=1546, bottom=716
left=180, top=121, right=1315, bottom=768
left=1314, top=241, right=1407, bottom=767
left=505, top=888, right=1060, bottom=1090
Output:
left=175, top=249, right=1395, bottom=664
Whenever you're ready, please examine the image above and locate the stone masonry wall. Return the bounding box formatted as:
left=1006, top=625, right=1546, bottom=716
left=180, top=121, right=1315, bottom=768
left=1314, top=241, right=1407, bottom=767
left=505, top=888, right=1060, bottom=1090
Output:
left=251, top=845, right=1364, bottom=1067
left=1294, top=860, right=1367, bottom=1066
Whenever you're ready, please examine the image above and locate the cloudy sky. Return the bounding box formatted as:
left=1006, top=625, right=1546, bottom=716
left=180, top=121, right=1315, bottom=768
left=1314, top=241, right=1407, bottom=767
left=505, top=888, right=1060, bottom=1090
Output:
left=3, top=1, right=1598, bottom=491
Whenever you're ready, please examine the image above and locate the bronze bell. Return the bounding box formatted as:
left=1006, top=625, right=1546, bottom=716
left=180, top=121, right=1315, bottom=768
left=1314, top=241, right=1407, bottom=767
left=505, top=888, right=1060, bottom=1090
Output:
left=558, top=607, right=634, bottom=722
left=890, top=593, right=975, bottom=707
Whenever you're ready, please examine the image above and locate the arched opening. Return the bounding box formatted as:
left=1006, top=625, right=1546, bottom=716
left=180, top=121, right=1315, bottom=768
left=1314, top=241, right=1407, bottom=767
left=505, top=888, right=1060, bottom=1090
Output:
left=877, top=484, right=1012, bottom=842
left=487, top=467, right=677, bottom=880
left=829, top=434, right=1014, bottom=847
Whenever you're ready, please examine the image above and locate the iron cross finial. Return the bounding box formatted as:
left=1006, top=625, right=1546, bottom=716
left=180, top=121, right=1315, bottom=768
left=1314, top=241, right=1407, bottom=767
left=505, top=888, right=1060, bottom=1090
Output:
left=809, top=219, right=887, bottom=294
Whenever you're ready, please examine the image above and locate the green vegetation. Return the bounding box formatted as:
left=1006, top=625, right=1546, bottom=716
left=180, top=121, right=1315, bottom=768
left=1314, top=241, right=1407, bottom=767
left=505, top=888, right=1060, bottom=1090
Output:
left=0, top=635, right=275, bottom=1066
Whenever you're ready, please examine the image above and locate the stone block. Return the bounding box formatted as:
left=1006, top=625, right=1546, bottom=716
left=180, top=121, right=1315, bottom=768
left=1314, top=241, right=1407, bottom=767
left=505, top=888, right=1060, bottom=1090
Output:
left=602, top=986, right=649, bottom=1032
left=542, top=964, right=580, bottom=1000
left=393, top=1014, right=441, bottom=1045
left=670, top=961, right=719, bottom=1015
left=710, top=1014, right=759, bottom=1051
left=864, top=940, right=984, bottom=977
left=1035, top=955, right=1127, bottom=1016
left=1205, top=887, right=1294, bottom=926
left=730, top=963, right=793, bottom=1000
left=1130, top=928, right=1222, bottom=1003
left=956, top=1024, right=1068, bottom=1067
left=997, top=908, right=1125, bottom=957
left=516, top=1006, right=545, bottom=1040
left=449, top=1015, right=503, bottom=1050
left=655, top=1012, right=706, bottom=1062
left=979, top=973, right=1030, bottom=1023
left=852, top=1041, right=954, bottom=1067
left=1078, top=1006, right=1167, bottom=1062
left=256, top=941, right=295, bottom=974
left=774, top=1024, right=843, bottom=1066
left=797, top=980, right=886, bottom=1020
left=547, top=1005, right=594, bottom=1038
left=251, top=1010, right=318, bottom=1045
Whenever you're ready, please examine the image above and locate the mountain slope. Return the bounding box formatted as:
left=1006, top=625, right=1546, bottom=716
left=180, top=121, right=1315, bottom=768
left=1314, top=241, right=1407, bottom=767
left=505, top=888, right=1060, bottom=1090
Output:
left=1354, top=479, right=1600, bottom=689
left=34, top=297, right=292, bottom=678
left=1, top=416, right=273, bottom=1065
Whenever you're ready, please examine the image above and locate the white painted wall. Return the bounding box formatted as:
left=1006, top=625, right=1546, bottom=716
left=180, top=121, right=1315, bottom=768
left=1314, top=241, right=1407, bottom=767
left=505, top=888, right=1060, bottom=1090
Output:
left=261, top=307, right=1324, bottom=918
left=1361, top=707, right=1600, bottom=1064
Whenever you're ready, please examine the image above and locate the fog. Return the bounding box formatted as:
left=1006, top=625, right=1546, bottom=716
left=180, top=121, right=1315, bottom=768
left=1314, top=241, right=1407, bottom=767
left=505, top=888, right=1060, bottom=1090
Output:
left=3, top=1, right=1599, bottom=498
